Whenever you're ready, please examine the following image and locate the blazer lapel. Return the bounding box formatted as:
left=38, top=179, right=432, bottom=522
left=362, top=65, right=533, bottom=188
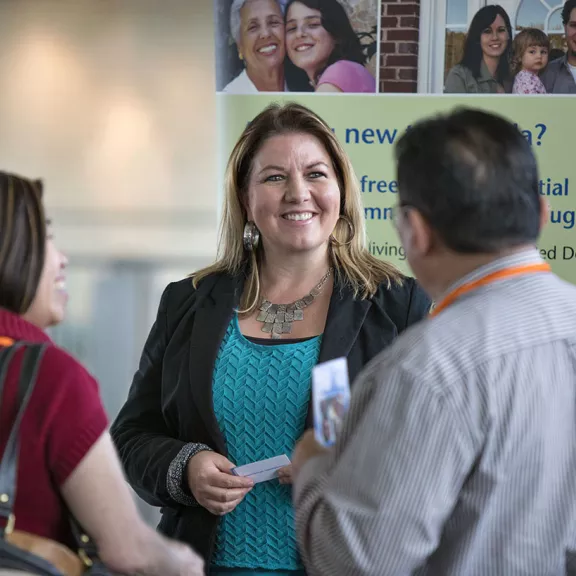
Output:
left=305, top=279, right=371, bottom=427
left=318, top=279, right=371, bottom=363
left=187, top=273, right=242, bottom=455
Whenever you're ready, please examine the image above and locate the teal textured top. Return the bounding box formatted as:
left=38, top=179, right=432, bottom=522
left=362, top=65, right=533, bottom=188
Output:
left=211, top=315, right=321, bottom=570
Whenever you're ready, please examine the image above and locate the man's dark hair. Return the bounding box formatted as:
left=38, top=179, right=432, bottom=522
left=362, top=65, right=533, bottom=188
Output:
left=562, top=0, right=576, bottom=25
left=394, top=108, right=541, bottom=254
left=0, top=172, right=46, bottom=314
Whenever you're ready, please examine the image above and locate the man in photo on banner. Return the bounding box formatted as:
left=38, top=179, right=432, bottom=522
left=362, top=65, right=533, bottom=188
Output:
left=291, top=108, right=576, bottom=575
left=542, top=0, right=576, bottom=93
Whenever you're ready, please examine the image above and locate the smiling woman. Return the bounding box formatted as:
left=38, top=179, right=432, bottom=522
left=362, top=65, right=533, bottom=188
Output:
left=444, top=4, right=513, bottom=94
left=111, top=102, right=432, bottom=575
left=285, top=0, right=376, bottom=92
left=245, top=133, right=341, bottom=261
left=0, top=176, right=68, bottom=328
left=0, top=172, right=204, bottom=576
left=223, top=0, right=288, bottom=92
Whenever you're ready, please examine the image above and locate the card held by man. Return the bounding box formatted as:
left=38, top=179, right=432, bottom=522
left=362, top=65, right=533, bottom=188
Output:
left=312, top=357, right=351, bottom=447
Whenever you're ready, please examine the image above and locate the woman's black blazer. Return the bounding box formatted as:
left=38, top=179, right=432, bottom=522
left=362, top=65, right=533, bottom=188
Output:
left=110, top=270, right=431, bottom=563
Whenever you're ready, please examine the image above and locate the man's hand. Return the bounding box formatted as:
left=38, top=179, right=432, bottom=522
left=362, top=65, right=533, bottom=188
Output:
left=277, top=464, right=293, bottom=485
left=292, top=430, right=330, bottom=481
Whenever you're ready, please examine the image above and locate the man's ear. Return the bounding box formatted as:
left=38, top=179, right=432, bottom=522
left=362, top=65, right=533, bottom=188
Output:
left=405, top=208, right=435, bottom=257
left=539, top=196, right=549, bottom=232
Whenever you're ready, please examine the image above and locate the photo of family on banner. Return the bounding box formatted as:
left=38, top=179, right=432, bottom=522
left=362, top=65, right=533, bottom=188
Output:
left=442, top=1, right=575, bottom=94
left=214, top=0, right=576, bottom=94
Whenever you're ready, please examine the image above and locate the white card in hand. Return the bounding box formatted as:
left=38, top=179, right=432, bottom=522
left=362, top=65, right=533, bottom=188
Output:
left=231, top=454, right=291, bottom=484
left=312, top=357, right=351, bottom=447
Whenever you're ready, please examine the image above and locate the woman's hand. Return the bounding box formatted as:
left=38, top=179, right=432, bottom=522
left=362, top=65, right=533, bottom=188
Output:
left=186, top=451, right=253, bottom=515
left=277, top=464, right=293, bottom=485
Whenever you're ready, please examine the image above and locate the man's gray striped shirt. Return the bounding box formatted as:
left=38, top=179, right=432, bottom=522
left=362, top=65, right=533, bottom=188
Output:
left=294, top=249, right=576, bottom=575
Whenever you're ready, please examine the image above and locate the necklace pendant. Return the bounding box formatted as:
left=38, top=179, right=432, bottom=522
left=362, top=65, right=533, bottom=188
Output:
left=260, top=319, right=293, bottom=338
left=256, top=310, right=268, bottom=322
left=257, top=267, right=333, bottom=339
left=261, top=322, right=273, bottom=334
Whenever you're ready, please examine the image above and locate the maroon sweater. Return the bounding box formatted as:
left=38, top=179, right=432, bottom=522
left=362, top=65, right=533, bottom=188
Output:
left=0, top=308, right=108, bottom=546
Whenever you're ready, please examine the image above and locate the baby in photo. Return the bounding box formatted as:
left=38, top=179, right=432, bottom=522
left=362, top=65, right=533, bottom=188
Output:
left=512, top=28, right=550, bottom=94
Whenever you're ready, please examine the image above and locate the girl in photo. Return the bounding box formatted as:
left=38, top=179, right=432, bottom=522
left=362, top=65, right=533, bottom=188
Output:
left=512, top=28, right=549, bottom=94
left=285, top=0, right=375, bottom=93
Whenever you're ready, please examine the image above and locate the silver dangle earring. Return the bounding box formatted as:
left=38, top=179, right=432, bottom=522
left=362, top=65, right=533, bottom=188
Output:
left=243, top=221, right=260, bottom=251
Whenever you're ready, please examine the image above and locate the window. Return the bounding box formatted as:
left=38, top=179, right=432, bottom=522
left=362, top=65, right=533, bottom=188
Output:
left=444, top=0, right=469, bottom=79
left=515, top=0, right=548, bottom=29
left=515, top=0, right=566, bottom=50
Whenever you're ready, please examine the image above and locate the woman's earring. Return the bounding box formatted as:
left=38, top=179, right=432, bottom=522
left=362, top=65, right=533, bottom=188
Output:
left=238, top=52, right=244, bottom=61
left=243, top=221, right=260, bottom=251
left=330, top=215, right=355, bottom=247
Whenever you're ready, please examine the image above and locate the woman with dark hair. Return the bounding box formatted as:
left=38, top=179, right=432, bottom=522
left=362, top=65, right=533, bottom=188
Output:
left=445, top=4, right=513, bottom=94
left=285, top=0, right=375, bottom=92
left=0, top=172, right=203, bottom=576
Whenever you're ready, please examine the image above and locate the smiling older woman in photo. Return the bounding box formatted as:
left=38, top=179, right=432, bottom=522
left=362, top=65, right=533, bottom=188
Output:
left=223, top=0, right=288, bottom=93
left=285, top=0, right=375, bottom=93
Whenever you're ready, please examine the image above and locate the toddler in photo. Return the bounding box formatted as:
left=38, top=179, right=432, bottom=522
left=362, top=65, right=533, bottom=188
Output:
left=512, top=28, right=550, bottom=94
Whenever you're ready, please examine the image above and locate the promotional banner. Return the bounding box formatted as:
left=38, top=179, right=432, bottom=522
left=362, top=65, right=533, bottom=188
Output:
left=215, top=0, right=576, bottom=284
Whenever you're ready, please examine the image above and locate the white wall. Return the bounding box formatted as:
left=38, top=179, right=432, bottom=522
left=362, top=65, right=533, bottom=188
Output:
left=0, top=0, right=220, bottom=525
left=0, top=0, right=218, bottom=261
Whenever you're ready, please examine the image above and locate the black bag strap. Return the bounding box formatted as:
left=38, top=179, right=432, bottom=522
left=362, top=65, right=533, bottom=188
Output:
left=0, top=343, right=47, bottom=536
left=0, top=342, right=110, bottom=573
left=69, top=516, right=103, bottom=570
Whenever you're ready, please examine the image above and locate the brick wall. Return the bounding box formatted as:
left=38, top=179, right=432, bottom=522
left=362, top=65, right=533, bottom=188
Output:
left=380, top=0, right=420, bottom=93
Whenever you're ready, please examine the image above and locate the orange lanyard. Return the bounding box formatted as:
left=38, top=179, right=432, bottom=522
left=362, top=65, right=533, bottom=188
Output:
left=430, top=262, right=551, bottom=317
left=0, top=336, right=14, bottom=347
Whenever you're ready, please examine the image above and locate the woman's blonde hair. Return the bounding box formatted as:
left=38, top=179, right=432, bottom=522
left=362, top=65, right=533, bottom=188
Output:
left=193, top=102, right=402, bottom=313
left=512, top=28, right=550, bottom=75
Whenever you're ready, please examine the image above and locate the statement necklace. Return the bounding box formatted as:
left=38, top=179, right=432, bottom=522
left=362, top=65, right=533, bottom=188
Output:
left=256, top=268, right=333, bottom=339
